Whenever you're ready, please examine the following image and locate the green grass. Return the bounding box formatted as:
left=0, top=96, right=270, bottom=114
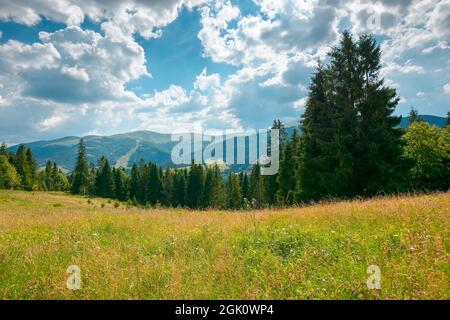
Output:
left=0, top=190, right=448, bottom=300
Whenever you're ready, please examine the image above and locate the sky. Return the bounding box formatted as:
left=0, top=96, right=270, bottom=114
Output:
left=0, top=0, right=449, bottom=145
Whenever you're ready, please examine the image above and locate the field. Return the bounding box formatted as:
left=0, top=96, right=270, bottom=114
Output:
left=0, top=190, right=448, bottom=300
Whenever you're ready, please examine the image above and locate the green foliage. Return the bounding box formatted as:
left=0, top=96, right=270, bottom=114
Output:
left=227, top=173, right=242, bottom=210
left=403, top=122, right=450, bottom=191
left=298, top=32, right=408, bottom=201
left=250, top=162, right=265, bottom=208
left=186, top=163, right=205, bottom=209
left=0, top=155, right=21, bottom=189
left=71, top=139, right=90, bottom=195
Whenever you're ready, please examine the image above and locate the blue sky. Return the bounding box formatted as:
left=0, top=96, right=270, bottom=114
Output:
left=0, top=0, right=449, bottom=144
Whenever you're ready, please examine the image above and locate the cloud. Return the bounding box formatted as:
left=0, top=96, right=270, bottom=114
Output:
left=0, top=26, right=148, bottom=104
left=0, top=0, right=208, bottom=39
left=444, top=83, right=450, bottom=95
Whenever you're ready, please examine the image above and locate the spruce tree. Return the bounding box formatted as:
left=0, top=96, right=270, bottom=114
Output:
left=94, top=156, right=114, bottom=198
left=227, top=173, right=242, bottom=210
left=250, top=162, right=265, bottom=208
left=14, top=145, right=33, bottom=190
left=148, top=163, right=162, bottom=206
left=408, top=107, right=419, bottom=125
left=161, top=169, right=173, bottom=207
left=71, top=139, right=90, bottom=195
left=186, top=163, right=205, bottom=209
left=276, top=137, right=297, bottom=205
left=130, top=164, right=140, bottom=204
left=114, top=168, right=128, bottom=201
left=298, top=66, right=337, bottom=200
left=353, top=34, right=407, bottom=195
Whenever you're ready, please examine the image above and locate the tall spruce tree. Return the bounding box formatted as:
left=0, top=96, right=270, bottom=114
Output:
left=408, top=107, right=419, bottom=125
left=130, top=163, right=140, bottom=204
left=14, top=145, right=33, bottom=190
left=227, top=173, right=242, bottom=210
left=299, top=32, right=407, bottom=200
left=353, top=34, right=406, bottom=195
left=148, top=163, right=162, bottom=205
left=71, top=139, right=90, bottom=195
left=298, top=65, right=337, bottom=200
left=250, top=162, right=265, bottom=208
left=94, top=157, right=114, bottom=198
left=186, top=163, right=205, bottom=209
left=276, top=137, right=297, bottom=205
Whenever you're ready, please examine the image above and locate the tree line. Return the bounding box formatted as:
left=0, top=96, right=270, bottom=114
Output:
left=0, top=143, right=68, bottom=191
left=1, top=32, right=448, bottom=208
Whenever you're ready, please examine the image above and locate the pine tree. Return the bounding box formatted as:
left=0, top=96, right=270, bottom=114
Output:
left=71, top=139, right=90, bottom=195
left=148, top=163, right=162, bottom=206
left=408, top=107, right=419, bottom=125
left=13, top=145, right=33, bottom=190
left=186, top=163, right=205, bottom=209
left=250, top=162, right=265, bottom=208
left=241, top=172, right=250, bottom=201
left=161, top=169, right=173, bottom=207
left=26, top=148, right=37, bottom=189
left=298, top=66, right=337, bottom=200
left=353, top=34, right=407, bottom=195
left=0, top=143, right=8, bottom=157
left=130, top=164, right=140, bottom=204
left=94, top=156, right=114, bottom=198
left=276, top=137, right=297, bottom=205
left=203, top=164, right=223, bottom=208
left=173, top=169, right=187, bottom=207
left=446, top=112, right=450, bottom=127
left=114, top=168, right=128, bottom=201
left=227, top=173, right=242, bottom=210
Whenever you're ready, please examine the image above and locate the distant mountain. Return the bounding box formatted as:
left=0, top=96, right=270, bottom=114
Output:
left=8, top=131, right=176, bottom=172
left=399, top=115, right=447, bottom=128
left=7, top=115, right=446, bottom=172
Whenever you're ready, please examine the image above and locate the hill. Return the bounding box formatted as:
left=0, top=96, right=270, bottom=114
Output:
left=7, top=115, right=446, bottom=172
left=0, top=190, right=448, bottom=299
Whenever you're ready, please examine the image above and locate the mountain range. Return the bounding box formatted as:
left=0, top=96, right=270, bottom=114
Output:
left=7, top=115, right=447, bottom=172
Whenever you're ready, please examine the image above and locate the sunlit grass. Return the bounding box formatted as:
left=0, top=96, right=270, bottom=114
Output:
left=0, top=190, right=448, bottom=300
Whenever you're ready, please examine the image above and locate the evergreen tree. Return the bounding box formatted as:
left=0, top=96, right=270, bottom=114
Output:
left=203, top=164, right=223, bottom=208
left=26, top=148, right=37, bottom=189
left=14, top=144, right=33, bottom=190
left=161, top=169, right=173, bottom=207
left=186, top=163, right=205, bottom=209
left=114, top=168, right=128, bottom=201
left=173, top=169, right=187, bottom=207
left=130, top=164, right=140, bottom=204
left=250, top=162, right=265, bottom=208
left=241, top=172, right=250, bottom=201
left=227, top=173, right=242, bottom=210
left=94, top=156, right=114, bottom=198
left=408, top=107, right=419, bottom=125
left=71, top=139, right=90, bottom=195
left=353, top=34, right=407, bottom=195
left=298, top=66, right=337, bottom=200
left=446, top=112, right=450, bottom=127
left=0, top=143, right=8, bottom=157
left=299, top=32, right=407, bottom=200
left=148, top=163, right=162, bottom=206
left=276, top=137, right=297, bottom=205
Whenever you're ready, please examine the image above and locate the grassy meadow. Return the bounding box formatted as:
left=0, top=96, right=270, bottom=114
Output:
left=0, top=190, right=448, bottom=300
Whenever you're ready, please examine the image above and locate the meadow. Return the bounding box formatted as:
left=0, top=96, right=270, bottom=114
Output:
left=0, top=190, right=448, bottom=300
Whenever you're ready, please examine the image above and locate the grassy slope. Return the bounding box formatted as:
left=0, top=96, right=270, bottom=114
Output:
left=0, top=190, right=448, bottom=300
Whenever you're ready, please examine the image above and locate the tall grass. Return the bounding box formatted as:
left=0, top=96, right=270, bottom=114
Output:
left=0, top=190, right=448, bottom=300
